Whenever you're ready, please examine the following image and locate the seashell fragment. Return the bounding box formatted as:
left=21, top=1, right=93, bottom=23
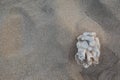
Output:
left=95, top=37, right=100, bottom=49
left=81, top=36, right=94, bottom=42
left=83, top=32, right=96, bottom=36
left=89, top=40, right=96, bottom=47
left=75, top=32, right=100, bottom=68
left=76, top=41, right=89, bottom=49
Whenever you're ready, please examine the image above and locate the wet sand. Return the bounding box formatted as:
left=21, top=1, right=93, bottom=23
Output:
left=0, top=0, right=120, bottom=80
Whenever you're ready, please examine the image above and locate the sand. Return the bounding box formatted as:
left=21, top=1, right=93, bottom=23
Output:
left=0, top=0, right=119, bottom=80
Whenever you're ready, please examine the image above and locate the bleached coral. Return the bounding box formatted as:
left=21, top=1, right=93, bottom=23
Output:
left=75, top=32, right=100, bottom=68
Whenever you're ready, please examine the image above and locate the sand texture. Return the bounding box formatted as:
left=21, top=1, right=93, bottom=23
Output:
left=0, top=0, right=120, bottom=80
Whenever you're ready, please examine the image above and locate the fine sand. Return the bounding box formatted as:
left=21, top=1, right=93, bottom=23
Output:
left=0, top=0, right=120, bottom=80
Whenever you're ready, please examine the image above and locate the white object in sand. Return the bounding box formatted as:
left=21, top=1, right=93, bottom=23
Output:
left=75, top=32, right=100, bottom=68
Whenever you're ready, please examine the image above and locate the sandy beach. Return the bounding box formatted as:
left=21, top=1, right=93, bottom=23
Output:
left=0, top=0, right=119, bottom=80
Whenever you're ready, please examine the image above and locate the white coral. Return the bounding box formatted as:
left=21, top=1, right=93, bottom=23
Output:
left=75, top=32, right=100, bottom=68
